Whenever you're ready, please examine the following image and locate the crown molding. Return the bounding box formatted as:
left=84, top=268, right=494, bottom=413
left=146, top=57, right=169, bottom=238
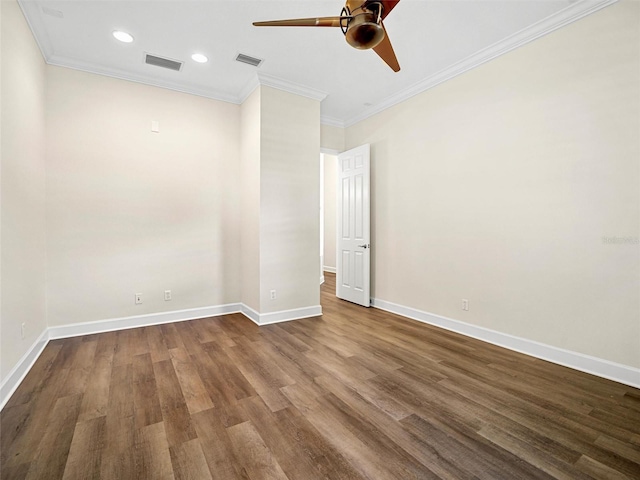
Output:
left=46, top=55, right=241, bottom=104
left=238, top=75, right=261, bottom=104
left=320, top=116, right=346, bottom=129
left=238, top=72, right=328, bottom=105
left=257, top=72, right=328, bottom=102
left=234, top=72, right=327, bottom=104
left=18, top=0, right=54, bottom=59
left=343, top=0, right=619, bottom=127
left=18, top=0, right=617, bottom=126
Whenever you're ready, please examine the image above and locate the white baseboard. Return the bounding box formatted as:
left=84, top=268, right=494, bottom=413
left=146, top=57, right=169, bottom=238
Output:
left=1, top=302, right=323, bottom=410
left=320, top=275, right=325, bottom=285
left=243, top=304, right=322, bottom=326
left=48, top=304, right=243, bottom=340
left=0, top=328, right=50, bottom=411
left=258, top=305, right=322, bottom=325
left=241, top=304, right=261, bottom=325
left=372, top=298, right=640, bottom=389
left=48, top=302, right=322, bottom=336
left=7, top=295, right=635, bottom=411
left=323, top=266, right=336, bottom=274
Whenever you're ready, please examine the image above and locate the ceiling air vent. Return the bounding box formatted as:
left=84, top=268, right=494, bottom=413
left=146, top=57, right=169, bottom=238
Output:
left=235, top=53, right=263, bottom=68
left=145, top=53, right=183, bottom=72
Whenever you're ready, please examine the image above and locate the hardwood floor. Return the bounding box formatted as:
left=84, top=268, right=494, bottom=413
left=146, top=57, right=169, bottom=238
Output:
left=2, top=273, right=639, bottom=479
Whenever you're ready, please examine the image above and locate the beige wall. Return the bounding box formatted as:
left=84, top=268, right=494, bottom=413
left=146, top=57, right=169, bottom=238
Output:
left=240, top=88, right=261, bottom=311
left=260, top=86, right=321, bottom=313
left=1, top=0, right=48, bottom=380
left=2, top=0, right=636, bottom=387
left=321, top=124, right=345, bottom=153
left=323, top=154, right=338, bottom=270
left=346, top=1, right=640, bottom=368
left=45, top=66, right=241, bottom=326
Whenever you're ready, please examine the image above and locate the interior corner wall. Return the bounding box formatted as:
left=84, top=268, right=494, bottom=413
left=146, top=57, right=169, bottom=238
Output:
left=259, top=86, right=321, bottom=314
left=345, top=0, right=640, bottom=369
left=1, top=0, right=48, bottom=381
left=45, top=66, right=242, bottom=326
left=321, top=123, right=345, bottom=152
left=240, top=87, right=261, bottom=312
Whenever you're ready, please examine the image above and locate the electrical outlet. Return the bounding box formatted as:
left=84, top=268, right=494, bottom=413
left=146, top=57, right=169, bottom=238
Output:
left=270, top=289, right=277, bottom=300
left=21, top=323, right=26, bottom=339
left=164, top=290, right=172, bottom=301
left=462, top=299, right=469, bottom=311
left=135, top=293, right=143, bottom=305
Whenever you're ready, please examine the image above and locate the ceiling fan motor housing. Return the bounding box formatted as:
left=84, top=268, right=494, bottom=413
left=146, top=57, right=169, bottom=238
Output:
left=345, top=10, right=385, bottom=50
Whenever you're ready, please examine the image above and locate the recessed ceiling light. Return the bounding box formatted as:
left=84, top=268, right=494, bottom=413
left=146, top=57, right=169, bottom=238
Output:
left=191, top=53, right=208, bottom=63
left=113, top=31, right=134, bottom=43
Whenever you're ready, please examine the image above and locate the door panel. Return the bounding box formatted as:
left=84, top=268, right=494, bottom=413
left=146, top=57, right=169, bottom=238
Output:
left=336, top=144, right=370, bottom=307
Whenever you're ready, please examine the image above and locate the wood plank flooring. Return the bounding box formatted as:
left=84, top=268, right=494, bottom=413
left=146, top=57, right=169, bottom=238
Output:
left=2, top=273, right=640, bottom=479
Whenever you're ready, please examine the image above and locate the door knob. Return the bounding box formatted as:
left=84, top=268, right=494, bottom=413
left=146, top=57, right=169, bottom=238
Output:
left=358, top=244, right=370, bottom=249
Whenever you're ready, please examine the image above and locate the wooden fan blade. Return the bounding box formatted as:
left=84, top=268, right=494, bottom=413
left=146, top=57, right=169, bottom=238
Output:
left=360, top=0, right=400, bottom=19
left=346, top=0, right=365, bottom=13
left=378, top=0, right=400, bottom=20
left=373, top=23, right=400, bottom=72
left=253, top=16, right=344, bottom=27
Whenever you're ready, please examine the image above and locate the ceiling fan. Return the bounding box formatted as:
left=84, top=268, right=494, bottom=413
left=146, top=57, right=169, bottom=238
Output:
left=253, top=0, right=401, bottom=72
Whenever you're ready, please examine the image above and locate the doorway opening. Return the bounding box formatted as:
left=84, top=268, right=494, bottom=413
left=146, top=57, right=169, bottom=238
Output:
left=320, top=152, right=338, bottom=285
left=321, top=145, right=371, bottom=307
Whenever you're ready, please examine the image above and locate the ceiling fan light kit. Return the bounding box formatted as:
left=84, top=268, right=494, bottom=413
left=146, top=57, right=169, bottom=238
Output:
left=253, top=0, right=401, bottom=72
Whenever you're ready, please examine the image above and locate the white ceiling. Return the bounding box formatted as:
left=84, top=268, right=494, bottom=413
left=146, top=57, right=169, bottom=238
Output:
left=19, top=0, right=615, bottom=126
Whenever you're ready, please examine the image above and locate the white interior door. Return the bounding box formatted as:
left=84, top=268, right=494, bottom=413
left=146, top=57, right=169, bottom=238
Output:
left=336, top=144, right=370, bottom=307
